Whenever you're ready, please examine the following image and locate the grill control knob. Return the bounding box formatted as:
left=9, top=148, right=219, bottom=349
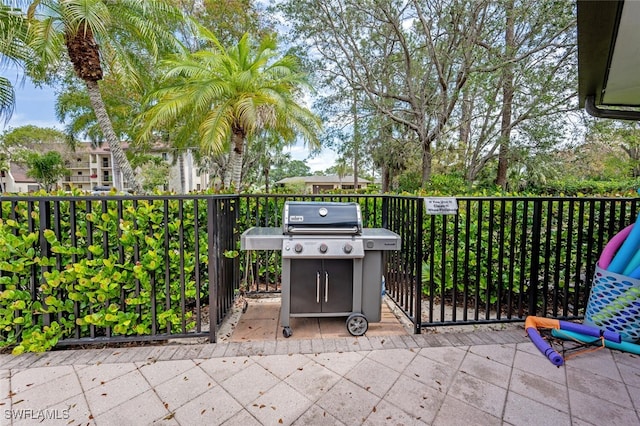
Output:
left=294, top=243, right=303, bottom=253
left=343, top=243, right=353, bottom=254
left=319, top=243, right=328, bottom=253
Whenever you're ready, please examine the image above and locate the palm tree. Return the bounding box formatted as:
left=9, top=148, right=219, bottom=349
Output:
left=137, top=26, right=321, bottom=191
left=0, top=4, right=30, bottom=124
left=23, top=0, right=184, bottom=192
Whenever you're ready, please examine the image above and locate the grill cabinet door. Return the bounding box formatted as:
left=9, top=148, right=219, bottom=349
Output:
left=290, top=259, right=353, bottom=314
left=322, top=260, right=353, bottom=312
left=290, top=259, right=322, bottom=313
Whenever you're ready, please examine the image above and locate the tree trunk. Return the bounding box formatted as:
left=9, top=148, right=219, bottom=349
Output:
left=229, top=130, right=245, bottom=191
left=178, top=151, right=186, bottom=193
left=421, top=136, right=432, bottom=187
left=264, top=166, right=270, bottom=193
left=495, top=0, right=515, bottom=189
left=85, top=80, right=142, bottom=193
left=460, top=88, right=473, bottom=180
left=352, top=91, right=359, bottom=191
left=382, top=165, right=390, bottom=193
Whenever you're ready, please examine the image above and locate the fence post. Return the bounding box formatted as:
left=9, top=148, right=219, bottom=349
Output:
left=414, top=198, right=423, bottom=334
left=207, top=197, right=218, bottom=343
left=38, top=199, right=52, bottom=327
left=528, top=199, right=543, bottom=317
left=382, top=196, right=389, bottom=229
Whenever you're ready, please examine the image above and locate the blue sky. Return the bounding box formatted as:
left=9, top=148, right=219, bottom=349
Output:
left=1, top=67, right=62, bottom=130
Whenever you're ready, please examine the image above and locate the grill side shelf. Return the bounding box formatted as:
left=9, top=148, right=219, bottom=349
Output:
left=240, top=227, right=284, bottom=251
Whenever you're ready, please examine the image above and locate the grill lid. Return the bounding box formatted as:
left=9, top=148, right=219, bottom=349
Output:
left=283, top=201, right=362, bottom=234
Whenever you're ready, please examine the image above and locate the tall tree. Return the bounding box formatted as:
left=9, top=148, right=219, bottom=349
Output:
left=173, top=0, right=264, bottom=49
left=138, top=27, right=322, bottom=191
left=280, top=0, right=487, bottom=187
left=489, top=0, right=576, bottom=188
left=494, top=0, right=515, bottom=189
left=22, top=0, right=184, bottom=192
left=22, top=150, right=68, bottom=192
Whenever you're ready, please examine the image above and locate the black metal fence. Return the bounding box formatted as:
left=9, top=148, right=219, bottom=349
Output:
left=1, top=193, right=637, bottom=350
left=238, top=195, right=640, bottom=334
left=0, top=195, right=238, bottom=349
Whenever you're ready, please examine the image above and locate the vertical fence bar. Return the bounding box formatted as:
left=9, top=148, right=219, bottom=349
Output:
left=70, top=200, right=81, bottom=339
left=440, top=215, right=447, bottom=322
left=507, top=198, right=518, bottom=319
left=207, top=197, right=218, bottom=343
left=528, top=200, right=543, bottom=316
left=463, top=199, right=471, bottom=322
left=427, top=213, right=435, bottom=323
left=38, top=200, right=51, bottom=327
left=542, top=200, right=553, bottom=315
left=194, top=199, right=202, bottom=333
left=496, top=200, right=506, bottom=320
left=451, top=206, right=460, bottom=322
left=178, top=199, right=187, bottom=333
left=485, top=199, right=494, bottom=320
left=163, top=199, right=171, bottom=334
left=414, top=198, right=423, bottom=334
left=552, top=200, right=564, bottom=317
left=474, top=200, right=483, bottom=320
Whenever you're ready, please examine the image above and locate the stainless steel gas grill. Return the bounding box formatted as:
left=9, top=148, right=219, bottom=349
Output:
left=241, top=201, right=401, bottom=338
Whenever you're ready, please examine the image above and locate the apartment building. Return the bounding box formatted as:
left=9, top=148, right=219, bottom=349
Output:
left=3, top=143, right=208, bottom=193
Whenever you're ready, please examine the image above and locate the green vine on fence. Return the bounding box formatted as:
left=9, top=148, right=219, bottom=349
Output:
left=0, top=199, right=206, bottom=354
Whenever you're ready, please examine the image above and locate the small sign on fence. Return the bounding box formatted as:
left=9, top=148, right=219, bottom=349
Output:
left=424, top=197, right=458, bottom=215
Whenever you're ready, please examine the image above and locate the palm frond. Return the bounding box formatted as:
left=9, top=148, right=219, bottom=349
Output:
left=0, top=76, right=15, bottom=125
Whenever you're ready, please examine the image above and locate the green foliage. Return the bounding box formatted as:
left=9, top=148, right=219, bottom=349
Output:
left=418, top=196, right=634, bottom=317
left=422, top=173, right=470, bottom=195
left=0, top=125, right=66, bottom=148
left=531, top=178, right=640, bottom=197
left=22, top=151, right=69, bottom=192
left=0, top=197, right=214, bottom=353
left=137, top=28, right=322, bottom=191
left=269, top=159, right=311, bottom=183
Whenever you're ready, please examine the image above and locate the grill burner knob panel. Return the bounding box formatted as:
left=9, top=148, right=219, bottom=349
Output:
left=281, top=239, right=365, bottom=258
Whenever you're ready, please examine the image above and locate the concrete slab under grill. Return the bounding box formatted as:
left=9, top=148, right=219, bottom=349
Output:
left=228, top=297, right=407, bottom=342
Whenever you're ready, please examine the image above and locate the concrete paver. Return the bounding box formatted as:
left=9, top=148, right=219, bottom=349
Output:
left=1, top=299, right=639, bottom=425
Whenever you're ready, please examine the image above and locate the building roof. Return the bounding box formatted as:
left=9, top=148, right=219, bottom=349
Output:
left=276, top=175, right=371, bottom=185
left=577, top=0, right=640, bottom=119
left=9, top=163, right=36, bottom=183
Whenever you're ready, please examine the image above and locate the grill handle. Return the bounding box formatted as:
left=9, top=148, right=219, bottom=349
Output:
left=316, top=272, right=320, bottom=303
left=325, top=271, right=329, bottom=302
left=286, top=226, right=360, bottom=235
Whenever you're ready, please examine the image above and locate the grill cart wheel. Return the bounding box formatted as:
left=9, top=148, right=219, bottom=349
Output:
left=346, top=313, right=368, bottom=336
left=283, top=326, right=293, bottom=338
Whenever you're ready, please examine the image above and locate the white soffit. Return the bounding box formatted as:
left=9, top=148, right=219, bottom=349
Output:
left=602, top=1, right=640, bottom=106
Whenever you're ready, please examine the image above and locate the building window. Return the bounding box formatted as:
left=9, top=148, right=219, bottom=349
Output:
left=78, top=171, right=82, bottom=175
left=162, top=152, right=168, bottom=160
left=102, top=158, right=109, bottom=168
